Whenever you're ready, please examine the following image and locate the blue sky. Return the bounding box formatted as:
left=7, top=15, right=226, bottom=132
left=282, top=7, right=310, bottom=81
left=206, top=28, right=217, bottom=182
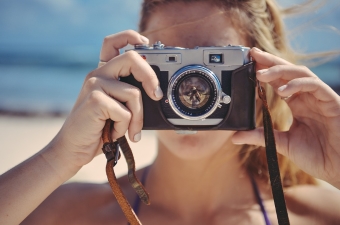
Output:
left=0, top=0, right=339, bottom=56
left=0, top=0, right=141, bottom=52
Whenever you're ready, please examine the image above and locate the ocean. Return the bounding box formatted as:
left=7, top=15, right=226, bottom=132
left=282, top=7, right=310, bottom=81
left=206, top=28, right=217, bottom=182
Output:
left=0, top=59, right=339, bottom=116
left=0, top=63, right=94, bottom=116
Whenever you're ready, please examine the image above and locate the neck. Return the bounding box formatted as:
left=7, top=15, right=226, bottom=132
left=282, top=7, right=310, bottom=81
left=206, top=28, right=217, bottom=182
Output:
left=145, top=138, right=257, bottom=219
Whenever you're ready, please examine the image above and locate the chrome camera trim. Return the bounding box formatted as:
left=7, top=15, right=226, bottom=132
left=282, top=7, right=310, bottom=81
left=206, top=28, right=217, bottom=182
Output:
left=167, top=65, right=222, bottom=121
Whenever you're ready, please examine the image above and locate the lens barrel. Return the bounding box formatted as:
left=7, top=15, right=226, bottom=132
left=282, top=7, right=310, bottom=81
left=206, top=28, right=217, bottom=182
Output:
left=167, top=65, right=222, bottom=120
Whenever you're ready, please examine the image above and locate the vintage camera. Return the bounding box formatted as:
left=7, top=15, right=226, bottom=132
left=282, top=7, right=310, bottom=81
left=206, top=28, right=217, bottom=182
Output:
left=120, top=41, right=256, bottom=131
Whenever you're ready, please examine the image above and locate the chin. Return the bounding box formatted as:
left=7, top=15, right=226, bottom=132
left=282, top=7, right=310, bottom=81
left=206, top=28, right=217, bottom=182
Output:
left=156, top=130, right=234, bottom=161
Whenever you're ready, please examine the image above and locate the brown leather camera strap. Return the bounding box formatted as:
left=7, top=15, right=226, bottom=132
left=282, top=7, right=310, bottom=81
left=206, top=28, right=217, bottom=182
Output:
left=101, top=85, right=290, bottom=225
left=101, top=120, right=149, bottom=225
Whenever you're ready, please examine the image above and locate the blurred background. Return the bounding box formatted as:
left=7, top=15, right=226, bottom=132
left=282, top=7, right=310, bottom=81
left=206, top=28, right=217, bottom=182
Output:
left=0, top=0, right=339, bottom=183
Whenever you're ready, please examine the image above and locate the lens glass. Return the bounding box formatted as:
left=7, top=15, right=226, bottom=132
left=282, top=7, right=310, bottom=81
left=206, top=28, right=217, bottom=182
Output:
left=178, top=76, right=210, bottom=109
left=172, top=71, right=216, bottom=117
left=169, top=65, right=220, bottom=119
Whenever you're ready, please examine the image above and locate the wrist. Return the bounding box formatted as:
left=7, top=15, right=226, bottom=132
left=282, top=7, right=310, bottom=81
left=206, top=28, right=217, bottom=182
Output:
left=40, top=142, right=82, bottom=183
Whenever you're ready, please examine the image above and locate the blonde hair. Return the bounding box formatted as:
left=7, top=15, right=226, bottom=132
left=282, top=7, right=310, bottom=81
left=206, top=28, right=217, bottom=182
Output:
left=139, top=0, right=317, bottom=187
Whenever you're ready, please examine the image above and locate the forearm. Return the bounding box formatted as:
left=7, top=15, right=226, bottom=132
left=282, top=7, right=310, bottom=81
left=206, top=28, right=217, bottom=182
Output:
left=0, top=144, right=80, bottom=225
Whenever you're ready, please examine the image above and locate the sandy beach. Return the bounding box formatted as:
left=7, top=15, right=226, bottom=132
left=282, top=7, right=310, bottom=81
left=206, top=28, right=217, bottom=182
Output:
left=0, top=115, right=157, bottom=183
left=1, top=115, right=339, bottom=193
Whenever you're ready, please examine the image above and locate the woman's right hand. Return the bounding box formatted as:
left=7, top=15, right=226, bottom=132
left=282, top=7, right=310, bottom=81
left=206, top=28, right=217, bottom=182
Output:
left=0, top=30, right=163, bottom=225
left=50, top=30, right=163, bottom=173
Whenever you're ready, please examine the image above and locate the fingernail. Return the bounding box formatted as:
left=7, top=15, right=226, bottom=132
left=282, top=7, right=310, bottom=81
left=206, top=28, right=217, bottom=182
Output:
left=278, top=85, right=287, bottom=92
left=253, top=47, right=262, bottom=52
left=140, top=35, right=149, bottom=43
left=154, top=86, right=163, bottom=99
left=257, top=69, right=268, bottom=75
left=134, top=132, right=141, bottom=142
left=234, top=142, right=245, bottom=145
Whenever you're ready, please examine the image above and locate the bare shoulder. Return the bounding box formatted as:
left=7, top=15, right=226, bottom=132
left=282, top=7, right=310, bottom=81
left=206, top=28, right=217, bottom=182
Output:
left=21, top=170, right=142, bottom=225
left=284, top=184, right=340, bottom=224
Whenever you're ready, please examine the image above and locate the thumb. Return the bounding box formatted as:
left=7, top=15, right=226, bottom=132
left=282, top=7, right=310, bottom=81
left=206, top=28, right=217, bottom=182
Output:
left=231, top=127, right=289, bottom=156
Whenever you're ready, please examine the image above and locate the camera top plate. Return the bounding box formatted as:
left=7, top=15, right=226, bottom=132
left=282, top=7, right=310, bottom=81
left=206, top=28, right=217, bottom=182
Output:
left=129, top=41, right=250, bottom=82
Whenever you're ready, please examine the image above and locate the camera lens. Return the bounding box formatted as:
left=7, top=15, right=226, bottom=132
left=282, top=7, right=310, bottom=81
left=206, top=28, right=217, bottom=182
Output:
left=177, top=76, right=211, bottom=109
left=168, top=65, right=222, bottom=120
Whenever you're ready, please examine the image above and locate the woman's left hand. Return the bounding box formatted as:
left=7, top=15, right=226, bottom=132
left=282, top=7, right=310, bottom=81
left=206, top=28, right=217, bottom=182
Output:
left=232, top=47, right=340, bottom=188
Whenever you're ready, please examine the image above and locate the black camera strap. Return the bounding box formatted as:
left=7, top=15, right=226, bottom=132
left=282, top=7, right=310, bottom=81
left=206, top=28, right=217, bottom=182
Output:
left=101, top=85, right=290, bottom=225
left=258, top=83, right=290, bottom=225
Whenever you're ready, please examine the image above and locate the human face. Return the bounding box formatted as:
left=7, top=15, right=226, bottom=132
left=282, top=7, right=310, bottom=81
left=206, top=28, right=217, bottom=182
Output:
left=144, top=2, right=249, bottom=160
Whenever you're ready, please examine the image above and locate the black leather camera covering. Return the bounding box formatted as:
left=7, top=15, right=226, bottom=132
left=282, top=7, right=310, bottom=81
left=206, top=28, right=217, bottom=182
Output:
left=119, top=62, right=256, bottom=130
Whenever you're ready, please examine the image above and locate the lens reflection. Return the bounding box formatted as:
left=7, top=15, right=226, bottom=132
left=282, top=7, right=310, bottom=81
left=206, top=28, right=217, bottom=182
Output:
left=178, top=76, right=210, bottom=109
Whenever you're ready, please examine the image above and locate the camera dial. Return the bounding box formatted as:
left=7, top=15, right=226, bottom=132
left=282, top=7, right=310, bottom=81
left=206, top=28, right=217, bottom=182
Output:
left=153, top=41, right=165, bottom=49
left=168, top=65, right=229, bottom=120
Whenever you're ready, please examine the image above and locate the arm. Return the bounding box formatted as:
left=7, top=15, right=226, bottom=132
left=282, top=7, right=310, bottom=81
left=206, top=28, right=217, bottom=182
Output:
left=0, top=145, right=79, bottom=225
left=0, top=30, right=161, bottom=224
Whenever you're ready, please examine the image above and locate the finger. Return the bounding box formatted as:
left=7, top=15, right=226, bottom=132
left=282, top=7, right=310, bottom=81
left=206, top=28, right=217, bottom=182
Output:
left=109, top=100, right=132, bottom=141
left=277, top=77, right=339, bottom=102
left=250, top=47, right=292, bottom=68
left=97, top=51, right=163, bottom=101
left=86, top=90, right=132, bottom=140
left=231, top=127, right=289, bottom=157
left=257, top=64, right=317, bottom=90
left=100, top=30, right=149, bottom=62
left=84, top=77, right=144, bottom=142
left=232, top=128, right=265, bottom=147
left=257, top=65, right=316, bottom=84
left=96, top=78, right=144, bottom=142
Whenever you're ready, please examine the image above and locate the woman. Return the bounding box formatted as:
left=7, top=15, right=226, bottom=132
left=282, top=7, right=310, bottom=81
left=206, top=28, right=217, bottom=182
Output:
left=1, top=0, right=340, bottom=224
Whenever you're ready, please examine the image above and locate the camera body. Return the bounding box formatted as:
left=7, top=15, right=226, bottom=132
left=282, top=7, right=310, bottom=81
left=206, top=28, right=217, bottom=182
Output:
left=120, top=41, right=256, bottom=131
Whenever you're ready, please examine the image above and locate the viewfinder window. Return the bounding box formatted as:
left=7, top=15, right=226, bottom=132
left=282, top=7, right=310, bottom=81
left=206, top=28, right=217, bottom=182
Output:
left=165, top=53, right=182, bottom=64
left=209, top=54, right=223, bottom=63
left=169, top=56, right=176, bottom=61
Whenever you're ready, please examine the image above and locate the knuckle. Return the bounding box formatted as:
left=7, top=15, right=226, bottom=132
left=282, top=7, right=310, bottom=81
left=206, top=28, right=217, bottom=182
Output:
left=309, top=76, right=320, bottom=83
left=115, top=130, right=126, bottom=138
left=129, top=87, right=142, bottom=99
left=298, top=65, right=316, bottom=77
left=125, top=29, right=137, bottom=36
left=299, top=65, right=309, bottom=72
left=85, top=70, right=96, bottom=81
left=112, top=124, right=126, bottom=138
left=124, top=110, right=132, bottom=121
left=103, top=35, right=111, bottom=45
left=84, top=77, right=99, bottom=90
left=271, top=65, right=282, bottom=73
left=124, top=50, right=140, bottom=60
left=87, top=90, right=104, bottom=107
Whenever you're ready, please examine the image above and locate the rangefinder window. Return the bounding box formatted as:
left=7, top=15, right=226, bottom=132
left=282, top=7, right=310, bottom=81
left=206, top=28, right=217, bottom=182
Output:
left=209, top=54, right=223, bottom=63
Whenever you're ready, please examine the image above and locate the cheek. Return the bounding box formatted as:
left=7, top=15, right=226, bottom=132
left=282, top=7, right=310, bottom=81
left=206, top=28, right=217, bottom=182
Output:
left=157, top=130, right=235, bottom=160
